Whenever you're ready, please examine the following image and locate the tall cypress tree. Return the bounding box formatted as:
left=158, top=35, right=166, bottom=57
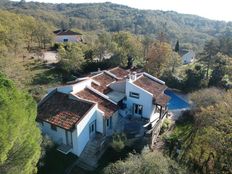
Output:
left=0, top=74, right=41, bottom=174
left=174, top=40, right=179, bottom=53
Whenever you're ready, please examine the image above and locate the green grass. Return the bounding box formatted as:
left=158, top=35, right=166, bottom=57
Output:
left=0, top=54, right=63, bottom=101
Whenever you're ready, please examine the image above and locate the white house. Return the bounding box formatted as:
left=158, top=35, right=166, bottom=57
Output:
left=181, top=50, right=195, bottom=64
left=37, top=67, right=170, bottom=159
left=53, top=29, right=82, bottom=43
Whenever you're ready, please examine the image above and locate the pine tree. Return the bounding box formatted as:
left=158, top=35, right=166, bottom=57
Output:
left=0, top=73, right=41, bottom=174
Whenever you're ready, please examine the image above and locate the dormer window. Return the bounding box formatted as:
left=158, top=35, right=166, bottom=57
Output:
left=129, top=92, right=139, bottom=99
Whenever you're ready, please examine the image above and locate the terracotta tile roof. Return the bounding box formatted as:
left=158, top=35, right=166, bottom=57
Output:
left=91, top=72, right=116, bottom=93
left=53, top=29, right=82, bottom=36
left=155, top=94, right=170, bottom=107
left=109, top=67, right=129, bottom=79
left=37, top=92, right=94, bottom=130
left=76, top=88, right=118, bottom=118
left=133, top=75, right=167, bottom=98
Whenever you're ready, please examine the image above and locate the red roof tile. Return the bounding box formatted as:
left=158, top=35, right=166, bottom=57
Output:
left=92, top=72, right=116, bottom=93
left=37, top=92, right=94, bottom=130
left=109, top=67, right=129, bottom=79
left=133, top=75, right=167, bottom=98
left=76, top=88, right=118, bottom=118
left=155, top=94, right=170, bottom=107
left=54, top=29, right=82, bottom=36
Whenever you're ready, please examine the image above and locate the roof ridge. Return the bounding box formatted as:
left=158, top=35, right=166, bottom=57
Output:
left=104, top=70, right=119, bottom=80
left=108, top=66, right=118, bottom=71
left=90, top=71, right=104, bottom=79
left=69, top=93, right=96, bottom=105
left=143, top=72, right=165, bottom=85
left=86, top=86, right=118, bottom=105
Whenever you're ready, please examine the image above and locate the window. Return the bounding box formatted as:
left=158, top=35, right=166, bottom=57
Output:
left=51, top=124, right=57, bottom=131
left=129, top=92, right=139, bottom=99
left=63, top=38, right=68, bottom=42
left=106, top=117, right=112, bottom=129
left=89, top=120, right=96, bottom=136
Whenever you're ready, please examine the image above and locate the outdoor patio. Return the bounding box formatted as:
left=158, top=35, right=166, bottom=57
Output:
left=115, top=114, right=149, bottom=139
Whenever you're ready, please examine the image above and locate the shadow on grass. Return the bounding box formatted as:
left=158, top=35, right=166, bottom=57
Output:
left=38, top=146, right=77, bottom=174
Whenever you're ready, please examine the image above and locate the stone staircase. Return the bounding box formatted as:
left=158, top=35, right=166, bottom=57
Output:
left=76, top=135, right=108, bottom=171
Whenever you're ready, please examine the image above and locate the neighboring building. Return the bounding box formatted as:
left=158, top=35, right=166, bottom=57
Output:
left=53, top=29, right=82, bottom=43
left=37, top=67, right=170, bottom=168
left=181, top=50, right=195, bottom=64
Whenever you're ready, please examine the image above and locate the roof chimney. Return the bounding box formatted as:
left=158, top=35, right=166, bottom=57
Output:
left=129, top=71, right=137, bottom=81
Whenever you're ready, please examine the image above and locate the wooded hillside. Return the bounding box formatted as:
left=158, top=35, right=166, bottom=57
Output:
left=1, top=0, right=232, bottom=50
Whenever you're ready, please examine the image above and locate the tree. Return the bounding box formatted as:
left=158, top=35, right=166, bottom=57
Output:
left=200, top=39, right=219, bottom=79
left=103, top=150, right=186, bottom=174
left=145, top=41, right=180, bottom=77
left=169, top=88, right=232, bottom=174
left=0, top=73, right=41, bottom=174
left=34, top=21, right=53, bottom=49
left=183, top=65, right=205, bottom=92
left=94, top=32, right=114, bottom=61
left=208, top=62, right=226, bottom=87
left=171, top=52, right=181, bottom=73
left=112, top=32, right=144, bottom=68
left=142, top=35, right=154, bottom=59
left=21, top=16, right=37, bottom=52
left=58, top=43, right=85, bottom=74
left=184, top=89, right=232, bottom=174
left=208, top=53, right=231, bottom=87
left=174, top=40, right=179, bottom=53
left=218, top=29, right=232, bottom=56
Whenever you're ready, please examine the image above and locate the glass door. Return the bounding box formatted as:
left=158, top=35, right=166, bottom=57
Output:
left=134, top=104, right=143, bottom=116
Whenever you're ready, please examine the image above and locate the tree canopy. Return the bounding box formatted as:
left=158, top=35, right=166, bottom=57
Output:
left=103, top=150, right=186, bottom=174
left=145, top=41, right=181, bottom=77
left=0, top=73, right=41, bottom=174
left=169, top=88, right=232, bottom=174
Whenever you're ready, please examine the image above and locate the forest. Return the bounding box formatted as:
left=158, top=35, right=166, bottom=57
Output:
left=1, top=0, right=232, bottom=50
left=0, top=0, right=231, bottom=174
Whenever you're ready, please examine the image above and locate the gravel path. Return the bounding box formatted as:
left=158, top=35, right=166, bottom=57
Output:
left=42, top=51, right=58, bottom=64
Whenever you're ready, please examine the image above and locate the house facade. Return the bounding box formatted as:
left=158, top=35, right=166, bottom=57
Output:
left=53, top=29, right=82, bottom=43
left=181, top=50, right=195, bottom=64
left=37, top=67, right=170, bottom=157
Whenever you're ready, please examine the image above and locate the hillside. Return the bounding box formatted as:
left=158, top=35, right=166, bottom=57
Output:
left=1, top=0, right=232, bottom=50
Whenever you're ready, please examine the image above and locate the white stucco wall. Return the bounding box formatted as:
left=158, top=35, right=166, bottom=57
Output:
left=39, top=121, right=66, bottom=144
left=182, top=51, right=195, bottom=64
left=104, top=111, right=118, bottom=136
left=112, top=111, right=118, bottom=130
left=125, top=81, right=153, bottom=119
left=72, top=80, right=91, bottom=93
left=74, top=105, right=98, bottom=156
left=109, top=80, right=126, bottom=93
left=55, top=35, right=82, bottom=43
left=96, top=110, right=104, bottom=133
left=57, top=79, right=91, bottom=94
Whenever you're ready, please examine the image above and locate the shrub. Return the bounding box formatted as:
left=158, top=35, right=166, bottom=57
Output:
left=161, top=71, right=184, bottom=90
left=160, top=118, right=172, bottom=134
left=103, top=149, right=186, bottom=174
left=175, top=110, right=194, bottom=125
left=111, top=133, right=127, bottom=152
